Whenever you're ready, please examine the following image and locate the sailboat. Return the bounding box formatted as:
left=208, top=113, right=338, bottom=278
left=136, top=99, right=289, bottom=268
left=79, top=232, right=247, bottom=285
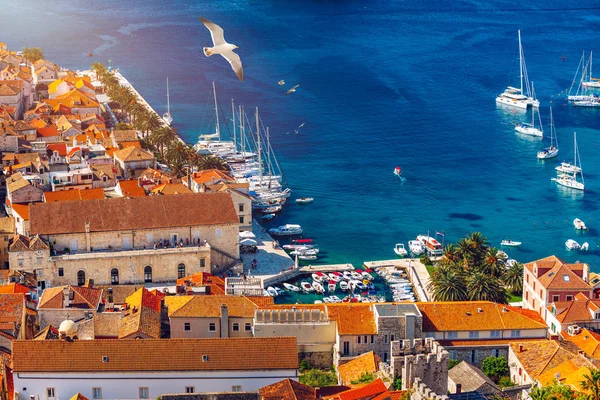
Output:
left=162, top=77, right=173, bottom=126
left=496, top=30, right=540, bottom=109
left=515, top=83, right=543, bottom=137
left=567, top=52, right=597, bottom=102
left=582, top=51, right=600, bottom=88
left=537, top=107, right=558, bottom=159
left=552, top=132, right=584, bottom=191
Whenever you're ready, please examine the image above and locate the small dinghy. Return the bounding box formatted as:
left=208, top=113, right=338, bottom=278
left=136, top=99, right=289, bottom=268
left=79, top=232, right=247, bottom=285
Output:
left=394, top=243, right=408, bottom=257
left=327, top=280, right=337, bottom=292
left=566, top=239, right=581, bottom=250
left=296, top=197, right=314, bottom=204
left=328, top=272, right=342, bottom=282
left=283, top=283, right=300, bottom=292
left=394, top=166, right=402, bottom=176
left=340, top=281, right=350, bottom=291
left=262, top=213, right=276, bottom=220
left=267, top=286, right=279, bottom=297
left=300, top=281, right=314, bottom=293
left=312, top=281, right=325, bottom=294
left=574, top=218, right=588, bottom=230
left=312, top=272, right=326, bottom=282
left=501, top=239, right=522, bottom=247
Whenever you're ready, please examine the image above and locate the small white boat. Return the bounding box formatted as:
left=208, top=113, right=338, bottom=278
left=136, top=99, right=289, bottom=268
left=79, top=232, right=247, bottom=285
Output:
left=574, top=218, right=588, bottom=230
left=538, top=107, right=559, bottom=159
left=329, top=295, right=342, bottom=303
left=408, top=240, right=424, bottom=255
left=342, top=271, right=354, bottom=281
left=296, top=197, right=314, bottom=204
left=351, top=271, right=363, bottom=280
left=394, top=243, right=408, bottom=257
left=267, top=286, right=279, bottom=297
left=340, top=281, right=349, bottom=291
left=300, top=281, right=314, bottom=293
left=292, top=249, right=318, bottom=257
left=328, top=272, right=342, bottom=282
left=327, top=280, right=337, bottom=292
left=498, top=251, right=509, bottom=260
left=394, top=166, right=402, bottom=176
left=275, top=287, right=284, bottom=296
left=283, top=283, right=300, bottom=292
left=501, top=240, right=522, bottom=247
left=361, top=271, right=374, bottom=281
left=566, top=239, right=581, bottom=250
left=312, top=272, right=326, bottom=282
left=581, top=242, right=590, bottom=251
left=260, top=205, right=282, bottom=214
left=269, top=224, right=303, bottom=236
left=262, top=213, right=276, bottom=220
left=314, top=300, right=323, bottom=304
left=299, top=255, right=318, bottom=261
left=312, top=281, right=325, bottom=294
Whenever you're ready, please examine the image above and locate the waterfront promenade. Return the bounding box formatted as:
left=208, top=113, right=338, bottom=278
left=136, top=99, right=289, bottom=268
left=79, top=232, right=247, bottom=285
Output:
left=363, top=259, right=432, bottom=301
left=241, top=219, right=295, bottom=276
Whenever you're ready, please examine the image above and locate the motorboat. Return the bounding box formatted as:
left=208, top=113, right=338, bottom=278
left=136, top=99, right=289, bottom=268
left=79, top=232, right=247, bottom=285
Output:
left=394, top=243, right=408, bottom=257
left=268, top=224, right=303, bottom=236
left=299, top=255, right=318, bottom=261
left=394, top=166, right=402, bottom=176
left=498, top=251, right=509, bottom=260
left=262, top=213, right=276, bottom=220
left=259, top=205, right=282, bottom=214
left=501, top=240, right=522, bottom=247
left=312, top=281, right=325, bottom=294
left=342, top=271, right=354, bottom=281
left=328, top=272, right=342, bottom=282
left=283, top=243, right=318, bottom=251
left=538, top=107, right=559, bottom=159
left=327, top=280, right=337, bottom=292
left=340, top=281, right=349, bottom=291
left=296, top=197, right=314, bottom=204
left=300, top=281, right=314, bottom=293
left=574, top=218, right=588, bottom=230
left=582, top=242, right=590, bottom=251
left=496, top=31, right=540, bottom=109
left=417, top=235, right=443, bottom=256
left=552, top=173, right=585, bottom=191
left=283, top=283, right=300, bottom=292
left=408, top=240, right=424, bottom=256
left=351, top=271, right=363, bottom=280
left=566, top=239, right=581, bottom=250
left=556, top=162, right=582, bottom=175
left=292, top=249, right=319, bottom=256
left=266, top=286, right=279, bottom=297
left=312, top=272, right=326, bottom=282
left=361, top=271, right=374, bottom=281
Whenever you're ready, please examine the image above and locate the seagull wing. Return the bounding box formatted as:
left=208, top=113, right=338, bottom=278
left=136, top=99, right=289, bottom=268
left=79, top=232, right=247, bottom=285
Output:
left=221, top=50, right=244, bottom=81
left=199, top=17, right=226, bottom=46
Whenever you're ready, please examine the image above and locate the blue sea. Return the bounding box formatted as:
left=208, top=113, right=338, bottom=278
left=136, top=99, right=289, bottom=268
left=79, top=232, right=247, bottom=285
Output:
left=3, top=0, right=600, bottom=268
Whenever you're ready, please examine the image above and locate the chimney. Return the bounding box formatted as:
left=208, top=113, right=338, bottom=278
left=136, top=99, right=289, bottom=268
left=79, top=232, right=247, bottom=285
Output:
left=519, top=343, right=524, bottom=353
left=86, top=279, right=94, bottom=288
left=456, top=384, right=462, bottom=394
left=220, top=304, right=229, bottom=338
left=583, top=263, right=590, bottom=283
left=63, top=286, right=72, bottom=308
left=85, top=221, right=91, bottom=252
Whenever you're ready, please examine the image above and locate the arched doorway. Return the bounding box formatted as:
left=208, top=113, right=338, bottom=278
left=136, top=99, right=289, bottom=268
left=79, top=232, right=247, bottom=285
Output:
left=144, top=266, right=152, bottom=283
left=177, top=263, right=186, bottom=279
left=110, top=268, right=119, bottom=285
left=77, top=270, right=86, bottom=286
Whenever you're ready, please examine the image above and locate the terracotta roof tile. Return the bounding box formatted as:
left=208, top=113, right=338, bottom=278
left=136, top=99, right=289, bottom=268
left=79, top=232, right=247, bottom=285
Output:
left=30, top=192, right=239, bottom=235
left=509, top=340, right=576, bottom=379
left=117, top=179, right=146, bottom=197
left=260, top=378, right=316, bottom=400
left=150, top=183, right=193, bottom=195
left=336, top=379, right=389, bottom=400
left=537, top=355, right=597, bottom=394
left=551, top=293, right=600, bottom=325
left=70, top=393, right=90, bottom=400
left=246, top=296, right=275, bottom=307
left=46, top=143, right=67, bottom=157
left=111, top=130, right=137, bottom=142
left=38, top=285, right=102, bottom=310
left=168, top=295, right=258, bottom=318
left=10, top=204, right=29, bottom=220
left=0, top=284, right=30, bottom=295
left=564, top=328, right=600, bottom=359
left=44, top=188, right=105, bottom=202
left=12, top=337, right=298, bottom=372
left=114, top=146, right=154, bottom=162
left=338, top=351, right=381, bottom=386
left=186, top=169, right=235, bottom=185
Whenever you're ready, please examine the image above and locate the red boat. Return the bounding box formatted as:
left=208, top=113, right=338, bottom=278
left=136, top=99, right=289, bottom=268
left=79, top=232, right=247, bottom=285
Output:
left=293, top=238, right=313, bottom=244
left=394, top=166, right=402, bottom=176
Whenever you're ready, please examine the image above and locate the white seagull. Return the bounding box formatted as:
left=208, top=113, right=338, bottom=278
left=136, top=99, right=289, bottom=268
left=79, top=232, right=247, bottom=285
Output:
left=285, top=84, right=300, bottom=96
left=278, top=80, right=285, bottom=86
left=199, top=17, right=243, bottom=81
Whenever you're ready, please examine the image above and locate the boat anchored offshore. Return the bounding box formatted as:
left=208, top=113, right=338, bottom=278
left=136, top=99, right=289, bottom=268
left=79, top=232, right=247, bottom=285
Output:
left=162, top=77, right=173, bottom=126
left=496, top=30, right=540, bottom=109
left=537, top=107, right=558, bottom=159
left=268, top=224, right=303, bottom=236
left=574, top=218, right=588, bottom=230
left=552, top=132, right=584, bottom=191
left=515, top=83, right=543, bottom=137
left=296, top=197, right=314, bottom=204
left=394, top=166, right=402, bottom=176
left=394, top=243, right=408, bottom=257
left=501, top=239, right=522, bottom=247
left=566, top=239, right=581, bottom=250
left=408, top=240, right=425, bottom=256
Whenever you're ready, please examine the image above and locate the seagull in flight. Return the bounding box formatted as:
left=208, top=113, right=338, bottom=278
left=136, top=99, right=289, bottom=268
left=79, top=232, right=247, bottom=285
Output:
left=298, top=122, right=305, bottom=128
left=285, top=84, right=300, bottom=96
left=199, top=17, right=243, bottom=81
left=278, top=80, right=285, bottom=86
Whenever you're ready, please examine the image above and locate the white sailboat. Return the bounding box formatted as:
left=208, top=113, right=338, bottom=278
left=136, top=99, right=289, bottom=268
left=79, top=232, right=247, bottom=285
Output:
left=515, top=82, right=543, bottom=137
left=582, top=51, right=600, bottom=88
left=162, top=77, right=173, bottom=126
left=552, top=132, right=584, bottom=191
left=537, top=107, right=558, bottom=159
left=496, top=30, right=540, bottom=109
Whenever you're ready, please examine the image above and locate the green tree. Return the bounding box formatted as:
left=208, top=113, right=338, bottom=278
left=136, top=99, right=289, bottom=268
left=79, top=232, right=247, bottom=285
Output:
left=394, top=377, right=403, bottom=390
left=351, top=372, right=375, bottom=385
left=481, top=356, right=509, bottom=383
left=502, top=262, right=524, bottom=294
left=449, top=359, right=460, bottom=370
left=91, top=62, right=107, bottom=81
left=150, top=127, right=177, bottom=160
left=299, top=359, right=312, bottom=373
left=428, top=265, right=467, bottom=301
left=581, top=368, right=600, bottom=400
left=483, top=248, right=505, bottom=277
left=466, top=272, right=508, bottom=303
left=197, top=155, right=229, bottom=171
left=166, top=141, right=193, bottom=168
left=299, top=369, right=337, bottom=388
left=115, top=122, right=133, bottom=130
left=23, top=47, right=44, bottom=64
left=528, top=383, right=577, bottom=400
left=497, top=376, right=515, bottom=388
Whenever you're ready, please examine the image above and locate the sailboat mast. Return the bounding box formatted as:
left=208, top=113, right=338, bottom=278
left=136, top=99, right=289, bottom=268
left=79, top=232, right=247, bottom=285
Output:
left=212, top=82, right=220, bottom=142
left=239, top=105, right=245, bottom=153
left=231, top=99, right=236, bottom=150
left=267, top=127, right=273, bottom=188
left=518, top=30, right=523, bottom=95
left=256, top=107, right=262, bottom=182
left=166, top=77, right=170, bottom=114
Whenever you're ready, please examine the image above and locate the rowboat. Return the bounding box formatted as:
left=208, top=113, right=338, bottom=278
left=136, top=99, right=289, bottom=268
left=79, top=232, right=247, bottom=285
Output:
left=312, top=281, right=325, bottom=294
left=328, top=272, right=342, bottom=282
left=283, top=283, right=300, bottom=292
left=327, top=280, right=337, bottom=292
left=300, top=281, right=314, bottom=293
left=312, top=272, right=326, bottom=282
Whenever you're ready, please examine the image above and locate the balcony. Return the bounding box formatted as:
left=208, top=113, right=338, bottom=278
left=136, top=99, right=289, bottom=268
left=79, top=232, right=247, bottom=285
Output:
left=50, top=243, right=211, bottom=261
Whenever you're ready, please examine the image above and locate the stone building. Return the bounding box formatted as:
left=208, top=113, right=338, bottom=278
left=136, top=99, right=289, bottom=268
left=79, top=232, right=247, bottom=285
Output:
left=17, top=192, right=240, bottom=286
left=6, top=172, right=44, bottom=205
left=391, top=338, right=449, bottom=395
left=0, top=217, right=14, bottom=268
left=37, top=285, right=103, bottom=329
left=113, top=146, right=156, bottom=179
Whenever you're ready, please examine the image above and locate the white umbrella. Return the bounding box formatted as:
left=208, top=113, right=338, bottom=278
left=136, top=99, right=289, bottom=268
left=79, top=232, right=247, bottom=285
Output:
left=239, top=231, right=256, bottom=239
left=240, top=238, right=257, bottom=246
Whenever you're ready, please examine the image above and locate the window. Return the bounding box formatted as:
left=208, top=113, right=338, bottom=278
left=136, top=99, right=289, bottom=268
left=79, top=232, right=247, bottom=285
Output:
left=139, top=387, right=149, bottom=399
left=343, top=341, right=350, bottom=356
left=36, top=257, right=43, bottom=265
left=58, top=268, right=64, bottom=277
left=245, top=323, right=251, bottom=331
left=233, top=322, right=239, bottom=331
left=469, top=331, right=479, bottom=339
left=110, top=268, right=119, bottom=284
left=46, top=388, right=56, bottom=400
left=390, top=334, right=395, bottom=342
left=92, top=388, right=102, bottom=399
left=533, top=282, right=536, bottom=291
left=184, top=322, right=191, bottom=331
left=178, top=263, right=186, bottom=279
left=18, top=259, right=23, bottom=267
left=566, top=295, right=573, bottom=301
left=490, top=330, right=501, bottom=338
left=200, top=258, right=206, bottom=269
left=493, top=349, right=500, bottom=357
left=357, top=336, right=361, bottom=344
left=563, top=274, right=570, bottom=282
left=144, top=266, right=152, bottom=283
left=526, top=274, right=529, bottom=283
left=384, top=334, right=389, bottom=344
left=146, top=233, right=153, bottom=243
left=239, top=216, right=244, bottom=224
left=77, top=270, right=85, bottom=286
left=553, top=295, right=559, bottom=302
left=447, top=331, right=458, bottom=339
left=551, top=323, right=556, bottom=333
left=511, top=330, right=521, bottom=338
left=449, top=350, right=457, bottom=359
left=185, top=387, right=195, bottom=394
left=371, top=335, right=374, bottom=344
left=232, top=386, right=242, bottom=393
left=239, top=203, right=244, bottom=212
left=209, top=322, right=216, bottom=331
left=471, top=350, right=477, bottom=363
left=383, top=352, right=388, bottom=362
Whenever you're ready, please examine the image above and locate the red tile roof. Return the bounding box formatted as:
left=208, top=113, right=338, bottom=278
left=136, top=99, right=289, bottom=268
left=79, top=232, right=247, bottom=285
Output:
left=117, top=179, right=146, bottom=197
left=337, top=379, right=389, bottom=400
left=44, top=188, right=105, bottom=202
left=0, top=284, right=30, bottom=295
left=260, top=378, right=316, bottom=400
left=38, top=286, right=102, bottom=310
left=46, top=143, right=67, bottom=156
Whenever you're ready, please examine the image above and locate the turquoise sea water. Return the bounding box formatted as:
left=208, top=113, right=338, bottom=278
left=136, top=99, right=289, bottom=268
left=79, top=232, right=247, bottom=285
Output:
left=3, top=1, right=600, bottom=268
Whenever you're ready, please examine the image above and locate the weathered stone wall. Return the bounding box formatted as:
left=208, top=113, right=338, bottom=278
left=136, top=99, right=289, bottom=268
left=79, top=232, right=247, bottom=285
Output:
left=10, top=185, right=43, bottom=204
left=0, top=135, right=18, bottom=152
left=38, top=309, right=94, bottom=330
left=410, top=378, right=449, bottom=400
left=446, top=346, right=508, bottom=368
left=299, top=351, right=333, bottom=370
left=395, top=338, right=449, bottom=396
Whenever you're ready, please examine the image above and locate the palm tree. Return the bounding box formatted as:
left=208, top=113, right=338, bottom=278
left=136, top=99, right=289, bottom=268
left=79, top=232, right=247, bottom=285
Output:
left=197, top=155, right=229, bottom=171
left=151, top=127, right=177, bottom=160
left=138, top=112, right=162, bottom=138
left=581, top=368, right=600, bottom=400
left=440, top=244, right=461, bottom=267
left=502, top=262, right=524, bottom=294
left=166, top=141, right=193, bottom=167
left=23, top=47, right=44, bottom=65
left=466, top=272, right=508, bottom=303
left=428, top=265, right=468, bottom=302
left=128, top=102, right=147, bottom=127
left=91, top=62, right=107, bottom=81
left=483, top=248, right=504, bottom=277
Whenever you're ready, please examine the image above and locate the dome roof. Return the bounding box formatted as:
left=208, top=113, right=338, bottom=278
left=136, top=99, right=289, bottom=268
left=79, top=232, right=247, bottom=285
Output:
left=58, top=319, right=77, bottom=336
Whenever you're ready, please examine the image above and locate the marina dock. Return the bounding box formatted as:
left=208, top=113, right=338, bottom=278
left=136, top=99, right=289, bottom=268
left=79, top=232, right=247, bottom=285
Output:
left=363, top=259, right=432, bottom=301
left=241, top=219, right=295, bottom=276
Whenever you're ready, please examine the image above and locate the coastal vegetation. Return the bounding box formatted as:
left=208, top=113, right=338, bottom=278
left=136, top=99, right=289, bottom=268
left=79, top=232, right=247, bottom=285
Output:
left=427, top=232, right=524, bottom=303
left=22, top=47, right=44, bottom=64
left=91, top=62, right=228, bottom=177
left=299, top=368, right=337, bottom=388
